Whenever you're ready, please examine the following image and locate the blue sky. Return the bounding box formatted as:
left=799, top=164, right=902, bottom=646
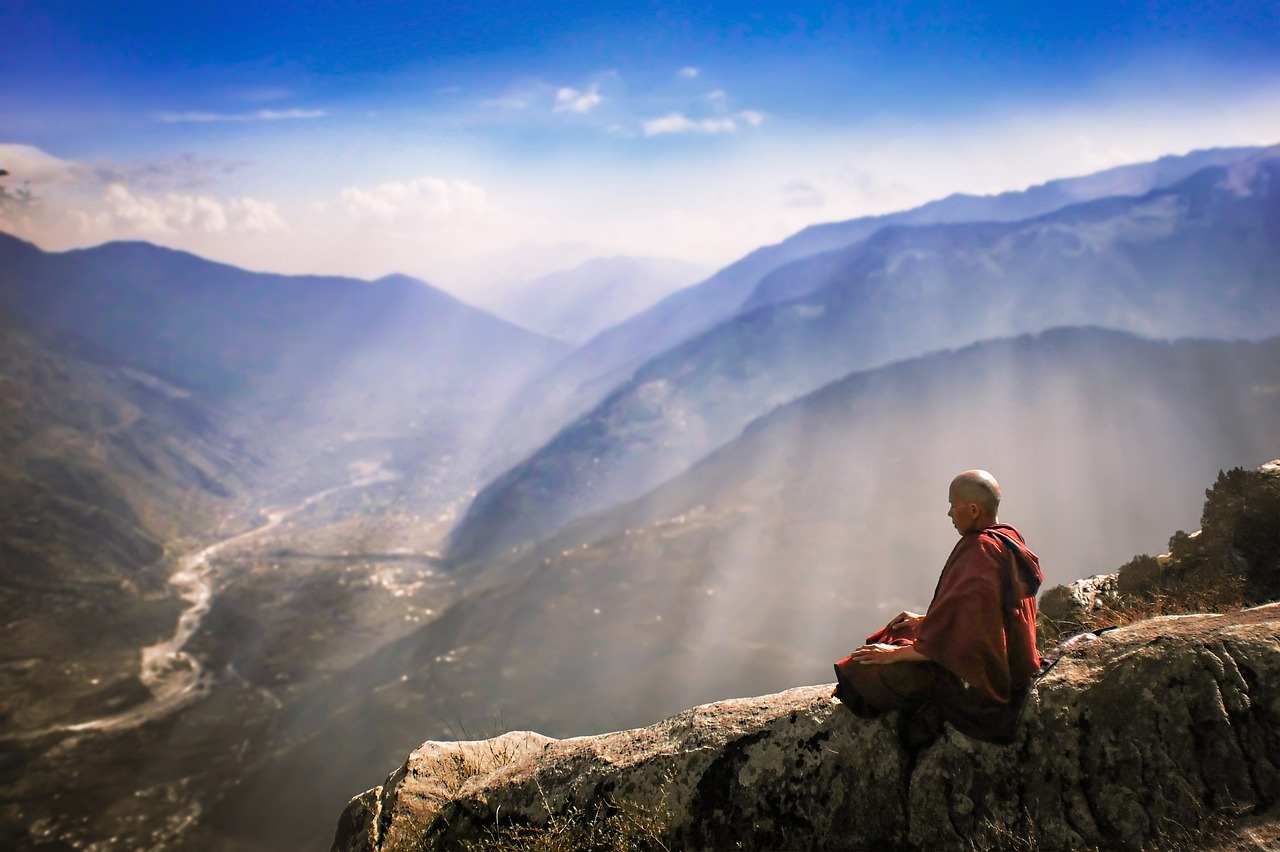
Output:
left=2, top=1, right=1278, bottom=293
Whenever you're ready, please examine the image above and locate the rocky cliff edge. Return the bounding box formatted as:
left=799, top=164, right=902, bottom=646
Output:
left=332, top=602, right=1280, bottom=851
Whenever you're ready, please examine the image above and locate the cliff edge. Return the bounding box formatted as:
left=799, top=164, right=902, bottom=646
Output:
left=333, top=602, right=1280, bottom=851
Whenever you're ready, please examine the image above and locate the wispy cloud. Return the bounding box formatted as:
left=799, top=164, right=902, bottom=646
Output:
left=783, top=180, right=826, bottom=208
left=554, top=85, right=603, bottom=114
left=642, top=110, right=764, bottom=137
left=679, top=67, right=700, bottom=78
left=340, top=177, right=492, bottom=229
left=90, top=152, right=250, bottom=193
left=0, top=145, right=247, bottom=195
left=155, top=108, right=326, bottom=123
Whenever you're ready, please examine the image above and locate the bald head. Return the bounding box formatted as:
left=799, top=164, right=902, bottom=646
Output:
left=951, top=470, right=1001, bottom=514
left=947, top=470, right=1001, bottom=534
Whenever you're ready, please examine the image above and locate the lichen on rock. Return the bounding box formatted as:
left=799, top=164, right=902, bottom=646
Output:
left=333, top=602, right=1280, bottom=851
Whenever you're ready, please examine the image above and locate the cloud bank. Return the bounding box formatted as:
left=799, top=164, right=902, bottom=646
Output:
left=339, top=178, right=492, bottom=229
left=96, top=184, right=287, bottom=234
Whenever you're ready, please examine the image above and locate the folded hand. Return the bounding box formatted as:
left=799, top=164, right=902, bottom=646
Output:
left=888, top=611, right=924, bottom=631
left=849, top=643, right=901, bottom=665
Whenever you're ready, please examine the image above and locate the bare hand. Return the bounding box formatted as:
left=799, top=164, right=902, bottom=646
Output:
left=849, top=643, right=902, bottom=665
left=888, top=611, right=924, bottom=631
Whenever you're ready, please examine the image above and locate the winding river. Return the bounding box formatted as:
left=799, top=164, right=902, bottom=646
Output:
left=62, top=458, right=401, bottom=734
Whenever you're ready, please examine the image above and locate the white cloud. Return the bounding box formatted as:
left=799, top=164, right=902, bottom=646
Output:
left=97, top=183, right=287, bottom=234
left=707, top=89, right=726, bottom=101
left=0, top=144, right=288, bottom=245
left=679, top=67, right=700, bottom=78
left=643, top=113, right=734, bottom=136
left=340, top=177, right=492, bottom=229
left=642, top=111, right=764, bottom=137
left=154, top=108, right=326, bottom=123
left=0, top=143, right=82, bottom=184
left=554, top=85, right=603, bottom=114
left=229, top=196, right=289, bottom=233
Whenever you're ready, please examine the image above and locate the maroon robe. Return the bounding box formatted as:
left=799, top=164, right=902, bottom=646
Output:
left=833, top=524, right=1043, bottom=743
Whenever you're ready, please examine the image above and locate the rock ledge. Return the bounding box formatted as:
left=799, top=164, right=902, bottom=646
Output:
left=334, top=603, right=1280, bottom=851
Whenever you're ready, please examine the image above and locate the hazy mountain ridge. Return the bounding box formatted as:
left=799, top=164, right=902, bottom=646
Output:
left=479, top=255, right=709, bottom=344
left=217, top=328, right=1280, bottom=848
left=449, top=148, right=1280, bottom=561
left=0, top=235, right=566, bottom=396
left=489, top=145, right=1267, bottom=468
left=0, top=233, right=569, bottom=507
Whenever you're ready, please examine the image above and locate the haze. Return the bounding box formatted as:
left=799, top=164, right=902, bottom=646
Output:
left=3, top=1, right=1279, bottom=294
left=2, top=3, right=1280, bottom=850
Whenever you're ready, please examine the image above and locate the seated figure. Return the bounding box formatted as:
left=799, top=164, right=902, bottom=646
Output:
left=833, top=470, right=1043, bottom=744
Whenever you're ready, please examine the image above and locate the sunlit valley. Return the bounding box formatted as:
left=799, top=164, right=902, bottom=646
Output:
left=1, top=140, right=1278, bottom=848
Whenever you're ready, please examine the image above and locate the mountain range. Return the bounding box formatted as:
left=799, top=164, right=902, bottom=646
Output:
left=0, top=234, right=567, bottom=511
left=476, top=255, right=708, bottom=345
left=449, top=146, right=1280, bottom=561
left=488, top=145, right=1266, bottom=470
left=3, top=142, right=1278, bottom=851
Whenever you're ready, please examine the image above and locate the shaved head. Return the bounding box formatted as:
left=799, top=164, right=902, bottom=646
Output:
left=950, top=469, right=1001, bottom=517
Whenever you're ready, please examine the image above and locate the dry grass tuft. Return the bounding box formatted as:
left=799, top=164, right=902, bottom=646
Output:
left=461, top=794, right=671, bottom=852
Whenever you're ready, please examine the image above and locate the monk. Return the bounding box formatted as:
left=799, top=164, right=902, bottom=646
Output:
left=833, top=470, right=1043, bottom=744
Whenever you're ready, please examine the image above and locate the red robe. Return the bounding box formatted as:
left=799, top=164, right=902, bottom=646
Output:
left=834, top=524, right=1043, bottom=742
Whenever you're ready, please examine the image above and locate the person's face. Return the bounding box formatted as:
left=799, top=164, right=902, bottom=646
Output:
left=947, top=484, right=981, bottom=535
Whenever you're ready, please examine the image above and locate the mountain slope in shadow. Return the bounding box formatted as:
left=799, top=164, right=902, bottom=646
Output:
left=0, top=234, right=568, bottom=505
left=0, top=307, right=258, bottom=735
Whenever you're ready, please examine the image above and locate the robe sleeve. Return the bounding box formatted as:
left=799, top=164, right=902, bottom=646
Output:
left=913, top=535, right=1014, bottom=704
left=865, top=619, right=920, bottom=646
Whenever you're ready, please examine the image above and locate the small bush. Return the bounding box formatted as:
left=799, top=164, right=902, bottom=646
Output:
left=1116, top=554, right=1162, bottom=597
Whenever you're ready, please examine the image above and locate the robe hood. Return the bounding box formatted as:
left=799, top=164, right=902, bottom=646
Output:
left=982, top=523, right=1044, bottom=602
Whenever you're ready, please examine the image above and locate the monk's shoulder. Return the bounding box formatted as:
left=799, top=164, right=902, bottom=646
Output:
left=941, top=535, right=1003, bottom=587
left=957, top=529, right=1004, bottom=561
